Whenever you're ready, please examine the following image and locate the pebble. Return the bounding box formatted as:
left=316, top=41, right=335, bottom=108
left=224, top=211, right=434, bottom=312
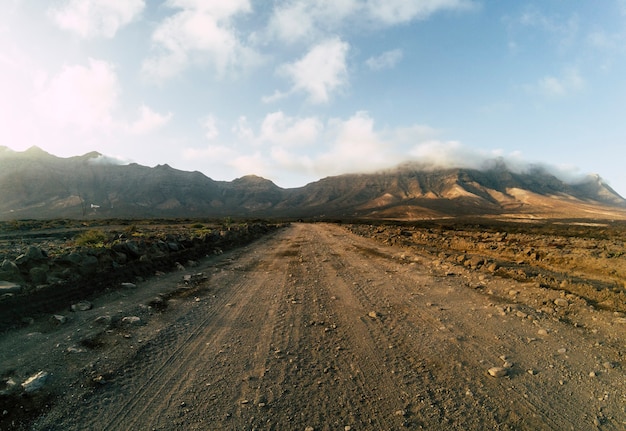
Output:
left=71, top=301, right=93, bottom=311
left=121, top=316, right=141, bottom=325
left=50, top=314, right=67, bottom=325
left=557, top=348, right=567, bottom=354
left=368, top=311, right=379, bottom=319
left=22, top=371, right=49, bottom=393
left=537, top=329, right=549, bottom=336
left=553, top=298, right=569, bottom=307
left=94, top=315, right=112, bottom=326
left=488, top=367, right=508, bottom=378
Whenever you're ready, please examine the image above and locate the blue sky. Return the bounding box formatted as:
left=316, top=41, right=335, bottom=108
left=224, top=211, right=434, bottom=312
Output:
left=1, top=1, right=626, bottom=195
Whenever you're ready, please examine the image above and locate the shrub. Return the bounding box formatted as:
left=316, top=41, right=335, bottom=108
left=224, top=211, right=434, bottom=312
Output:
left=75, top=229, right=107, bottom=247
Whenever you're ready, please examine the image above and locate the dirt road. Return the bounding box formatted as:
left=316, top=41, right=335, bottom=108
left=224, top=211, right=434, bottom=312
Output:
left=15, top=223, right=626, bottom=429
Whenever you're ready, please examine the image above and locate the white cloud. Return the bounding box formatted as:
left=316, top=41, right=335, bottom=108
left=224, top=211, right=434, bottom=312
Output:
left=265, top=0, right=476, bottom=43
left=266, top=0, right=358, bottom=43
left=535, top=68, right=584, bottom=97
left=365, top=0, right=476, bottom=25
left=277, top=38, right=350, bottom=104
left=128, top=105, right=173, bottom=135
left=201, top=114, right=219, bottom=140
left=180, top=111, right=511, bottom=187
left=259, top=112, right=322, bottom=147
left=366, top=48, right=403, bottom=70
left=33, top=58, right=119, bottom=131
left=518, top=7, right=580, bottom=50
left=49, top=0, right=145, bottom=39
left=142, top=0, right=258, bottom=82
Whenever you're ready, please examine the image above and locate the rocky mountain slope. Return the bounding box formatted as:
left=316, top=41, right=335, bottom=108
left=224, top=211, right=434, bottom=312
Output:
left=1, top=146, right=624, bottom=220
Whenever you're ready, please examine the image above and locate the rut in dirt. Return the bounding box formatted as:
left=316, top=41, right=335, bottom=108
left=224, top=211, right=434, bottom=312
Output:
left=33, top=223, right=626, bottom=431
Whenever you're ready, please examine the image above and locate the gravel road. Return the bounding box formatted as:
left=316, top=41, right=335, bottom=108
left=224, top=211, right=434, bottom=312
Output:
left=6, top=223, right=625, bottom=430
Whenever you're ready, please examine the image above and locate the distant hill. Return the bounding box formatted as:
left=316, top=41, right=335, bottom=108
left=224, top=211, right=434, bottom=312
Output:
left=1, top=146, right=624, bottom=220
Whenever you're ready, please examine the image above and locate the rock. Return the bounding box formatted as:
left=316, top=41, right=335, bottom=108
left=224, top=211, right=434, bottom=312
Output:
left=50, top=314, right=67, bottom=325
left=0, top=260, right=22, bottom=281
left=94, top=315, right=112, bottom=326
left=121, top=282, right=137, bottom=288
left=22, top=371, right=49, bottom=393
left=368, top=311, right=379, bottom=319
left=488, top=367, right=508, bottom=378
left=123, top=240, right=141, bottom=258
left=554, top=298, right=569, bottom=307
left=537, top=329, right=549, bottom=336
left=29, top=266, right=48, bottom=284
left=78, top=255, right=99, bottom=276
left=71, top=301, right=93, bottom=311
left=0, top=281, right=22, bottom=294
left=122, top=316, right=141, bottom=325
left=16, top=246, right=46, bottom=265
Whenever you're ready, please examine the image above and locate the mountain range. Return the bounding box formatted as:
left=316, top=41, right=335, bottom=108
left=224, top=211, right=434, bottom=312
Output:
left=1, top=146, right=625, bottom=220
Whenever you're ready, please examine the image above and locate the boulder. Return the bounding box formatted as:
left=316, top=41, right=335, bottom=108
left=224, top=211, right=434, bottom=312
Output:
left=78, top=255, right=99, bottom=276
left=29, top=266, right=49, bottom=284
left=15, top=246, right=46, bottom=266
left=0, top=281, right=22, bottom=294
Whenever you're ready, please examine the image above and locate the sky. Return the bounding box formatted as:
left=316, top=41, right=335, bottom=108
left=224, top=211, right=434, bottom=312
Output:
left=1, top=1, right=626, bottom=195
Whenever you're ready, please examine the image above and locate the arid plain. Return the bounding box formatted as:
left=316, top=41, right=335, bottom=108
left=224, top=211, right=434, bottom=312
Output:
left=1, top=218, right=625, bottom=430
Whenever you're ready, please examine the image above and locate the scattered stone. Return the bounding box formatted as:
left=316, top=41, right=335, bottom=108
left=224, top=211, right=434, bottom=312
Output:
left=537, top=329, right=549, bottom=336
left=589, top=371, right=597, bottom=377
left=50, top=314, right=67, bottom=325
left=71, top=301, right=93, bottom=312
left=527, top=369, right=537, bottom=375
left=553, top=298, right=569, bottom=308
left=603, top=362, right=614, bottom=369
left=121, top=282, right=137, bottom=288
left=488, top=367, right=508, bottom=378
left=94, top=315, right=112, bottom=326
left=22, top=371, right=49, bottom=393
left=121, top=316, right=141, bottom=325
left=0, top=281, right=22, bottom=294
left=368, top=311, right=380, bottom=319
left=29, top=266, right=48, bottom=284
left=557, top=348, right=567, bottom=354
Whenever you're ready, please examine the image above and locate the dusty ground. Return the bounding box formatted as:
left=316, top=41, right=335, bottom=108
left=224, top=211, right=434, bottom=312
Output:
left=1, top=222, right=625, bottom=430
